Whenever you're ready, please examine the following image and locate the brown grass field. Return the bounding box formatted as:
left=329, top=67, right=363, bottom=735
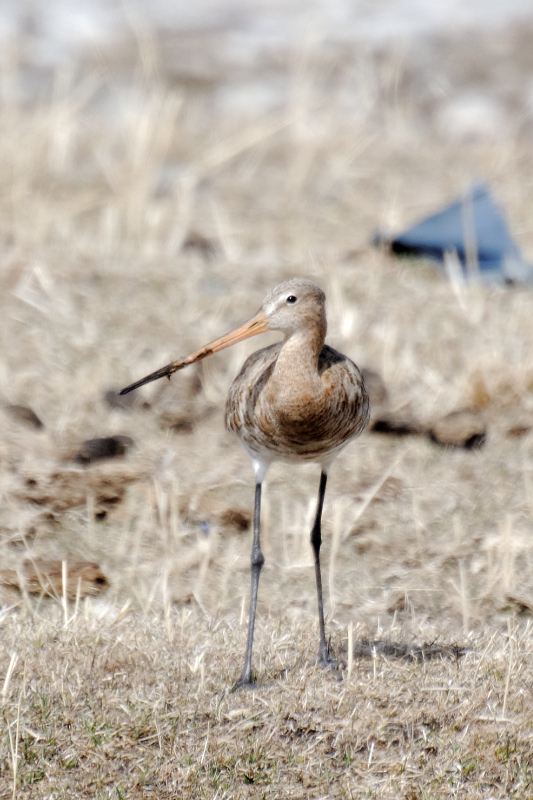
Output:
left=2, top=21, right=533, bottom=799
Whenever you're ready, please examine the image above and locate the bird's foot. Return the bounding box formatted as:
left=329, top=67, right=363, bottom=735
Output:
left=231, top=672, right=258, bottom=692
left=317, top=648, right=342, bottom=681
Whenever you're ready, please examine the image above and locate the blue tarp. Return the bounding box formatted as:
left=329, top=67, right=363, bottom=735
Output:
left=376, top=183, right=532, bottom=284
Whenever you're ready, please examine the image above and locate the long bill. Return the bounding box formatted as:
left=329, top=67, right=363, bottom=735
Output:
left=119, top=310, right=270, bottom=395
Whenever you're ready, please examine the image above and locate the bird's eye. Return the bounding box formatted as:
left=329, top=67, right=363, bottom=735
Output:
left=286, top=295, right=298, bottom=305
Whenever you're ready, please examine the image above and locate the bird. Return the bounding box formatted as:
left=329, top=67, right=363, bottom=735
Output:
left=120, top=278, right=369, bottom=688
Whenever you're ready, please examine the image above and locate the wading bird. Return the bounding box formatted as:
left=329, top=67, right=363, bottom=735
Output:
left=120, top=278, right=369, bottom=688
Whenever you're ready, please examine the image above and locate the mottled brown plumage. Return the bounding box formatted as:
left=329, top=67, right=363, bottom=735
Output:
left=120, top=277, right=369, bottom=688
left=226, top=341, right=368, bottom=465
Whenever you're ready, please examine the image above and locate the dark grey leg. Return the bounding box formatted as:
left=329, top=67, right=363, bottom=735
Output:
left=311, top=471, right=335, bottom=667
left=234, top=482, right=264, bottom=688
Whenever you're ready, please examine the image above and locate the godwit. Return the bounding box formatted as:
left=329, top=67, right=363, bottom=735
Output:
left=120, top=278, right=369, bottom=687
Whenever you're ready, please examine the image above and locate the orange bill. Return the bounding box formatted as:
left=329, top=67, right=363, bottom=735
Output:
left=119, top=310, right=270, bottom=395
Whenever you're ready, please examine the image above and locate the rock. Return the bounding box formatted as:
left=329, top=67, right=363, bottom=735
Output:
left=506, top=423, right=531, bottom=438
left=73, top=435, right=134, bottom=464
left=370, top=413, right=423, bottom=437
left=218, top=508, right=251, bottom=532
left=4, top=404, right=44, bottom=429
left=19, top=469, right=138, bottom=515
left=428, top=409, right=486, bottom=450
left=182, top=230, right=217, bottom=258
left=0, top=559, right=109, bottom=601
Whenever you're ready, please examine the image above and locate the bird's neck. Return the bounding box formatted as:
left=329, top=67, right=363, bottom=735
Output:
left=274, top=324, right=326, bottom=388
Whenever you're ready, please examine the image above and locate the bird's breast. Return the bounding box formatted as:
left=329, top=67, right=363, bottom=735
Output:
left=225, top=343, right=369, bottom=464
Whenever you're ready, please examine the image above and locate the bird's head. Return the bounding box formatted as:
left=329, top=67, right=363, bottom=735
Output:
left=119, top=278, right=327, bottom=394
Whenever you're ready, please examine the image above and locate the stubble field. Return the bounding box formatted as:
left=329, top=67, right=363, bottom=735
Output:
left=2, top=22, right=533, bottom=799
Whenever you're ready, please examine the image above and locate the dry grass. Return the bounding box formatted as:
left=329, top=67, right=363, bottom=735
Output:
left=2, top=22, right=533, bottom=798
left=2, top=608, right=533, bottom=799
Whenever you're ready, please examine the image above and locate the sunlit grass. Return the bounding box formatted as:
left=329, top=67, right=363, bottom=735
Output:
left=1, top=26, right=533, bottom=798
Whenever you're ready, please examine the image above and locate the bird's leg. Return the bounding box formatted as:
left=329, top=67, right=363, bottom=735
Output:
left=234, top=482, right=264, bottom=689
left=311, top=471, right=336, bottom=670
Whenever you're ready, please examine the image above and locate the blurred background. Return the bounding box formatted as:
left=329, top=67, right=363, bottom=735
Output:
left=4, top=0, right=533, bottom=141
left=2, top=0, right=533, bottom=633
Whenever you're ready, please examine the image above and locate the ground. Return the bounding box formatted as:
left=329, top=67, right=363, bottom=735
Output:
left=2, top=19, right=533, bottom=799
